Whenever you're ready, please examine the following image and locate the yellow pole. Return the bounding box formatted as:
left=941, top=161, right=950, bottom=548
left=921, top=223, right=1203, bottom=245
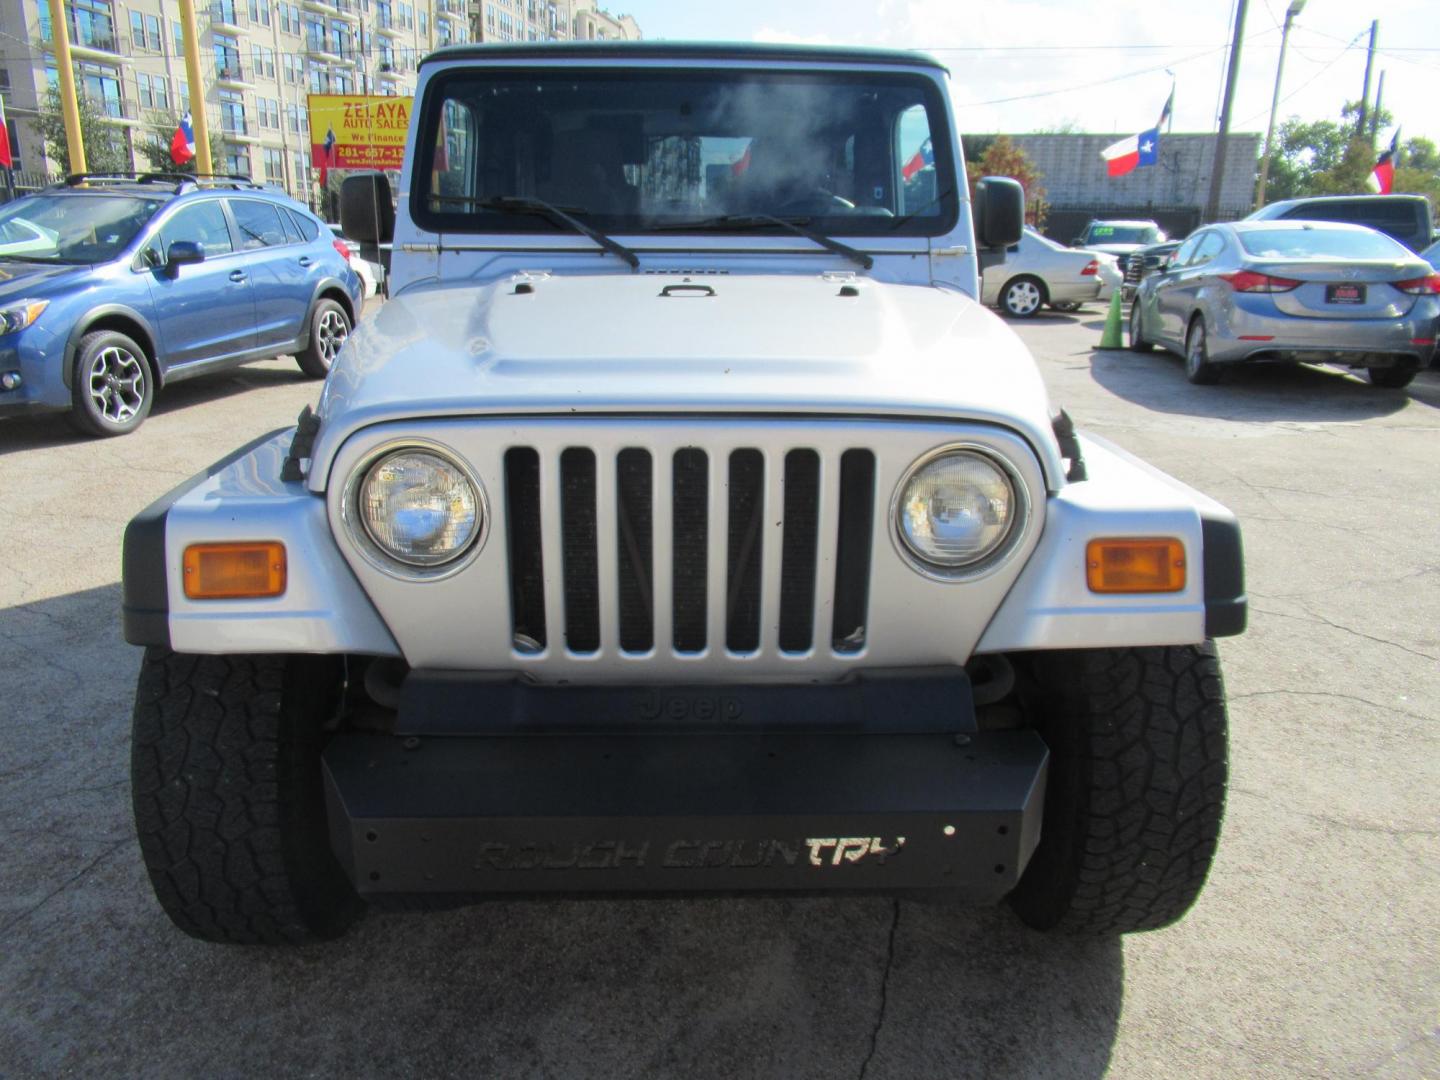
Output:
left=46, top=0, right=87, bottom=173
left=177, top=0, right=213, bottom=175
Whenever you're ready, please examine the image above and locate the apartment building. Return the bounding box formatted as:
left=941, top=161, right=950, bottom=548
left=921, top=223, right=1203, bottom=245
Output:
left=0, top=0, right=466, bottom=203
left=470, top=0, right=640, bottom=45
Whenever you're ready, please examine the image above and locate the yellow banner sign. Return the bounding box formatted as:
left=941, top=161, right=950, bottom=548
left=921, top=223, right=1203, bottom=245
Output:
left=307, top=94, right=412, bottom=171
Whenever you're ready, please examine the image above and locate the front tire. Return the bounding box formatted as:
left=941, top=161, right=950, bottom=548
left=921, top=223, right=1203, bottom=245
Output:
left=1128, top=298, right=1153, bottom=352
left=131, top=650, right=363, bottom=944
left=1185, top=317, right=1221, bottom=385
left=66, top=330, right=154, bottom=437
left=1009, top=644, right=1229, bottom=935
left=295, top=298, right=351, bottom=379
left=1000, top=276, right=1046, bottom=319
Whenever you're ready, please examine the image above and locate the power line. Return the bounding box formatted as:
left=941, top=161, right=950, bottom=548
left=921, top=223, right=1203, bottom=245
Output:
left=961, top=43, right=1232, bottom=107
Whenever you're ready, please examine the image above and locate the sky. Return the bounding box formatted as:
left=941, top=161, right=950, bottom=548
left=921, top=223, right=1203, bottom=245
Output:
left=609, top=0, right=1440, bottom=146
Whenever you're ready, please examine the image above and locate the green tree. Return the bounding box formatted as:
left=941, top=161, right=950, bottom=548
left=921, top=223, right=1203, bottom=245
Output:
left=964, top=135, right=1048, bottom=227
left=35, top=85, right=130, bottom=175
left=136, top=114, right=226, bottom=177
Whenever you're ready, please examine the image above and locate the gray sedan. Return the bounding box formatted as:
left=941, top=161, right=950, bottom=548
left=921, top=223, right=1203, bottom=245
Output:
left=983, top=227, right=1121, bottom=317
left=1129, top=220, right=1439, bottom=388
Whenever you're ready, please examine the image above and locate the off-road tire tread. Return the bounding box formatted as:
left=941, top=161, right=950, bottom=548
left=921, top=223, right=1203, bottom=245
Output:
left=130, top=649, right=361, bottom=944
left=1009, top=643, right=1228, bottom=935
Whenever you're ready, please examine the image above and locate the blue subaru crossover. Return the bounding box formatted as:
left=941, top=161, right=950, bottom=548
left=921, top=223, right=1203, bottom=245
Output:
left=0, top=174, right=362, bottom=437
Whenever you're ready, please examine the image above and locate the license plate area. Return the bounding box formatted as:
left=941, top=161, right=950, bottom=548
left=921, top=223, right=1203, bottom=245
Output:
left=1326, top=283, right=1366, bottom=304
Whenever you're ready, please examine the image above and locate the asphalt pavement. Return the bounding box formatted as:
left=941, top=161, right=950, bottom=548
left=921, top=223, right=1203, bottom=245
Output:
left=1, top=304, right=1436, bottom=1078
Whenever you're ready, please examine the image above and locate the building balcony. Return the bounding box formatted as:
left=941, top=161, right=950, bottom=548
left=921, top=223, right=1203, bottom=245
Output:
left=208, top=3, right=249, bottom=31
left=213, top=59, right=253, bottom=87
left=304, top=38, right=343, bottom=63
left=303, top=0, right=359, bottom=22
left=374, top=17, right=404, bottom=38
left=38, top=22, right=126, bottom=61
left=90, top=95, right=141, bottom=125
left=221, top=120, right=260, bottom=143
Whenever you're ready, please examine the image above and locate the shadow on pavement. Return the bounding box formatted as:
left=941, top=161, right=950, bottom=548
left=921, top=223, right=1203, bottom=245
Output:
left=1090, top=349, right=1429, bottom=422
left=0, top=362, right=310, bottom=458
left=0, top=581, right=1124, bottom=1080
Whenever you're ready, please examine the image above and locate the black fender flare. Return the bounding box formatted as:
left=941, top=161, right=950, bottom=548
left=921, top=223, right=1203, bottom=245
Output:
left=297, top=277, right=357, bottom=350
left=61, top=304, right=163, bottom=389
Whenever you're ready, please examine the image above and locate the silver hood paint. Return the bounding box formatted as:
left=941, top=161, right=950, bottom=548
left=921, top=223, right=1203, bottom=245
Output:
left=309, top=273, right=1065, bottom=490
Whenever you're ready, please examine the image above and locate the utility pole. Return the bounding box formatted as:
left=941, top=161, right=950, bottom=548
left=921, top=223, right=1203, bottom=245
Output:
left=1369, top=70, right=1385, bottom=144
left=177, top=0, right=214, bottom=175
left=1255, top=0, right=1305, bottom=209
left=1205, top=0, right=1247, bottom=223
left=45, top=0, right=86, bottom=173
left=1356, top=19, right=1377, bottom=137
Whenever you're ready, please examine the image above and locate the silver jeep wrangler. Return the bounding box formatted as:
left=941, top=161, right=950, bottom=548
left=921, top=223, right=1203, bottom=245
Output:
left=122, top=43, right=1245, bottom=944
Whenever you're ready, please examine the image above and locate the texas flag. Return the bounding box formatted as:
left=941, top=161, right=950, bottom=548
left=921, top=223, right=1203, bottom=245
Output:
left=170, top=112, right=195, bottom=166
left=902, top=137, right=933, bottom=181
left=1367, top=129, right=1399, bottom=194
left=0, top=97, right=12, bottom=170
left=1101, top=127, right=1159, bottom=178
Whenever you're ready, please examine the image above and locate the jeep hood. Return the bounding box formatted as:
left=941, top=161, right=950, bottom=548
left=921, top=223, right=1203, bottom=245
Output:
left=310, top=273, right=1064, bottom=490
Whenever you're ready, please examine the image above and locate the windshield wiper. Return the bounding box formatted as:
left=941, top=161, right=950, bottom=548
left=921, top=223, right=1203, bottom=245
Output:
left=435, top=194, right=640, bottom=270
left=653, top=214, right=873, bottom=270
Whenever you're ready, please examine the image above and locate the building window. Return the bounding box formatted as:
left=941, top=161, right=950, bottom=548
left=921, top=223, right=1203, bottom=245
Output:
left=137, top=72, right=169, bottom=112
left=214, top=33, right=242, bottom=80
left=264, top=147, right=285, bottom=182
left=249, top=0, right=271, bottom=26
left=223, top=148, right=252, bottom=177
left=173, top=19, right=184, bottom=54
left=419, top=11, right=428, bottom=35
left=219, top=89, right=247, bottom=135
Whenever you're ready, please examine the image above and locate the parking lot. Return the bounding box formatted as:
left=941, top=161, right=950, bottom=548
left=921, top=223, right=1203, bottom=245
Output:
left=1, top=306, right=1436, bottom=1078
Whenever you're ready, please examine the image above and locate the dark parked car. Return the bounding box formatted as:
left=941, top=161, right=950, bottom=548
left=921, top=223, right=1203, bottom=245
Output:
left=1246, top=194, right=1435, bottom=254
left=1122, top=239, right=1183, bottom=302
left=0, top=174, right=362, bottom=437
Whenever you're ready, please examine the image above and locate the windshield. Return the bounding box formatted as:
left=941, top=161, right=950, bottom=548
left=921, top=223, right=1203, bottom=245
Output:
left=414, top=68, right=957, bottom=237
left=0, top=194, right=163, bottom=263
left=1238, top=227, right=1412, bottom=261
left=1086, top=224, right=1159, bottom=245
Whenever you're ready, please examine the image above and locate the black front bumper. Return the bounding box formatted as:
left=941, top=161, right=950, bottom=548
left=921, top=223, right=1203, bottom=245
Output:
left=323, top=729, right=1048, bottom=901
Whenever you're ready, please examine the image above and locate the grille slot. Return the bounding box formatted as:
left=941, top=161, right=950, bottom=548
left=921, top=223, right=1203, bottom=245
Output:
left=616, top=448, right=654, bottom=652
left=779, top=449, right=821, bottom=652
left=503, top=447, right=546, bottom=653
left=831, top=449, right=876, bottom=653
left=725, top=448, right=766, bottom=653
left=671, top=448, right=708, bottom=653
left=560, top=448, right=600, bottom=653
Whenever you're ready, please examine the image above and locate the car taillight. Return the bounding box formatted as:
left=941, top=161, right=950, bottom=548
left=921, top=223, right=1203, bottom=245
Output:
left=1393, top=273, right=1440, bottom=295
left=1080, top=260, right=1099, bottom=276
left=1219, top=270, right=1301, bottom=293
left=332, top=238, right=352, bottom=260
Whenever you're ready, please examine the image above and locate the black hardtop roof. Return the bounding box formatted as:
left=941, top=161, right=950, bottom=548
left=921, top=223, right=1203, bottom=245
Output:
left=1264, top=193, right=1431, bottom=209
left=420, top=40, right=946, bottom=72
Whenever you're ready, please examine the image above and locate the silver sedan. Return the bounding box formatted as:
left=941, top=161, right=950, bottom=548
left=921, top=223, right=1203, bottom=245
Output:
left=1129, top=220, right=1439, bottom=388
left=983, top=227, right=1121, bottom=318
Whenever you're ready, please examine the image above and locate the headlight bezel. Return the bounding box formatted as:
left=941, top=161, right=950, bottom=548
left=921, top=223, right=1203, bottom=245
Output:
left=889, top=443, right=1032, bottom=583
left=0, top=299, right=50, bottom=336
left=341, top=439, right=489, bottom=580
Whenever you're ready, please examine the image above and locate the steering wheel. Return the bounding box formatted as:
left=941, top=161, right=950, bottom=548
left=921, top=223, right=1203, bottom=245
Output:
left=775, top=189, right=856, bottom=215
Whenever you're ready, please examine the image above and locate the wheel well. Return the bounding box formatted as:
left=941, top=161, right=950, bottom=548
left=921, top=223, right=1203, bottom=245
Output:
left=319, top=286, right=356, bottom=326
left=68, top=314, right=159, bottom=388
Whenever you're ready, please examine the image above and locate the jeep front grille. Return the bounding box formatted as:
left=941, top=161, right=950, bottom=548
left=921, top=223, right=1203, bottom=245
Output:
left=502, top=444, right=876, bottom=659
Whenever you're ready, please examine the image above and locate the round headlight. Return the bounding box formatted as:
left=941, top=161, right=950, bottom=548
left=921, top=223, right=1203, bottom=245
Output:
left=358, top=449, right=481, bottom=567
left=897, top=449, right=1019, bottom=571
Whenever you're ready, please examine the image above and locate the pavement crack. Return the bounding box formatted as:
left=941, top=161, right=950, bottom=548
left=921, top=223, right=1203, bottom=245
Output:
left=857, top=899, right=901, bottom=1080
left=1229, top=689, right=1437, bottom=727
left=0, top=839, right=128, bottom=938
left=1249, top=603, right=1440, bottom=664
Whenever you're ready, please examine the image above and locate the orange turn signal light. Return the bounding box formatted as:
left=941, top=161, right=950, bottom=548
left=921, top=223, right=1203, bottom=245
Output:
left=1086, top=538, right=1186, bottom=594
left=183, top=542, right=287, bottom=600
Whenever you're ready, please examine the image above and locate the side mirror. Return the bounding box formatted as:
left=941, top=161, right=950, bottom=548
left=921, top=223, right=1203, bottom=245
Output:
left=340, top=172, right=395, bottom=276
left=972, top=176, right=1024, bottom=250
left=166, top=240, right=204, bottom=271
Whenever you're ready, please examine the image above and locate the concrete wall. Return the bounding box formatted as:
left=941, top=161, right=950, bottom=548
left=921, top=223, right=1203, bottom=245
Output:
left=996, top=133, right=1263, bottom=221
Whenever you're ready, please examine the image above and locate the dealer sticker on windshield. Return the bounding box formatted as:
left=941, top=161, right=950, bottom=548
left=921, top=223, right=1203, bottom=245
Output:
left=1326, top=283, right=1366, bottom=305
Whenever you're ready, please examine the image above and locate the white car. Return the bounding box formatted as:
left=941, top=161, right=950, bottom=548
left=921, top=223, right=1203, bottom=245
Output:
left=983, top=227, right=1121, bottom=317
left=0, top=216, right=60, bottom=257
left=329, top=224, right=383, bottom=297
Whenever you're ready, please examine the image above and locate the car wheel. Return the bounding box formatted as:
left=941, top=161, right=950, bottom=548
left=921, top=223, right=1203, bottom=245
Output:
left=1050, top=300, right=1082, bottom=313
left=1008, top=644, right=1229, bottom=934
left=131, top=649, right=364, bottom=944
left=1001, top=276, right=1046, bottom=319
left=1128, top=299, right=1153, bottom=352
left=1184, top=317, right=1221, bottom=385
left=296, top=298, right=351, bottom=379
left=1364, top=366, right=1416, bottom=389
left=66, top=329, right=155, bottom=437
